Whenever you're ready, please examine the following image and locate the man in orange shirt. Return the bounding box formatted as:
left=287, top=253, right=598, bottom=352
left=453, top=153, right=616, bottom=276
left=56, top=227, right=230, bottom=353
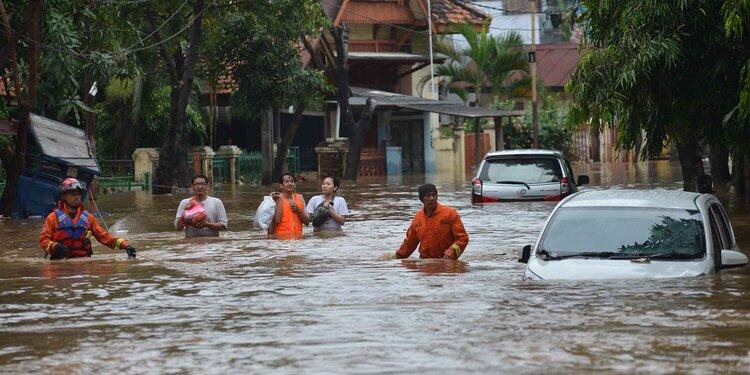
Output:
left=269, top=173, right=310, bottom=239
left=395, top=183, right=469, bottom=260
left=40, top=178, right=136, bottom=260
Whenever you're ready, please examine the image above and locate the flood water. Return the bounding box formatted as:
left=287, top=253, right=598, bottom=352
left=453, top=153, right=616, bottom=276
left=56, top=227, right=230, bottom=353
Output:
left=1, top=161, right=750, bottom=373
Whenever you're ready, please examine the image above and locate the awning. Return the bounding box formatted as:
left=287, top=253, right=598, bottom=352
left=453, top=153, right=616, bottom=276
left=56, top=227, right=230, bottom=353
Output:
left=29, top=114, right=100, bottom=173
left=347, top=52, right=447, bottom=64
left=401, top=103, right=524, bottom=118
left=350, top=87, right=525, bottom=118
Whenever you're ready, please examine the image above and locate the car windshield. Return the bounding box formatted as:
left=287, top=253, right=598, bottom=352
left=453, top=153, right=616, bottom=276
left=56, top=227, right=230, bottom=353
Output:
left=479, top=158, right=563, bottom=184
left=538, top=207, right=705, bottom=258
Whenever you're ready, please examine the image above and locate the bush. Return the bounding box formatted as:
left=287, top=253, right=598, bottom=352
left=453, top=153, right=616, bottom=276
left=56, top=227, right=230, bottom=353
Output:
left=491, top=96, right=576, bottom=157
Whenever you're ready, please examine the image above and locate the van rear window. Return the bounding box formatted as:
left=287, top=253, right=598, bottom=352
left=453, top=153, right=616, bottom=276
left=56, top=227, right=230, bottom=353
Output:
left=480, top=158, right=563, bottom=183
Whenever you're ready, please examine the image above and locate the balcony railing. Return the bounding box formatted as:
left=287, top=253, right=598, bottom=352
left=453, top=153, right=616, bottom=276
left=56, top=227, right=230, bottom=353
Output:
left=348, top=39, right=404, bottom=53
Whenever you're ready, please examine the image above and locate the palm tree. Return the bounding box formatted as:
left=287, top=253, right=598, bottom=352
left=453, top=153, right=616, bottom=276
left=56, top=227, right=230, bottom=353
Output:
left=421, top=23, right=529, bottom=107
left=420, top=23, right=528, bottom=160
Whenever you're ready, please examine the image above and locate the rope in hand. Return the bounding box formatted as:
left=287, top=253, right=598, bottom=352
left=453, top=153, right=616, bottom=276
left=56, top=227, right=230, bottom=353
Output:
left=88, top=188, right=169, bottom=267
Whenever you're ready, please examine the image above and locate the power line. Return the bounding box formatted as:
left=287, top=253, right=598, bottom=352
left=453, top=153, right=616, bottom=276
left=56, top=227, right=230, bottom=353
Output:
left=0, top=6, right=205, bottom=59
left=124, top=0, right=191, bottom=51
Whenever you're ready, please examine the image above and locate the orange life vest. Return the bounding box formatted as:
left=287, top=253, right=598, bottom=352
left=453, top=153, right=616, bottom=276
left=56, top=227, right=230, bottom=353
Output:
left=52, top=208, right=93, bottom=258
left=274, top=194, right=305, bottom=239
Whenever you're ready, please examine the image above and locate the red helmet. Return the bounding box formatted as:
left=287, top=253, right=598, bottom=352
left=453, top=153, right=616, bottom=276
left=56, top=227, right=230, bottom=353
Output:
left=60, top=177, right=86, bottom=193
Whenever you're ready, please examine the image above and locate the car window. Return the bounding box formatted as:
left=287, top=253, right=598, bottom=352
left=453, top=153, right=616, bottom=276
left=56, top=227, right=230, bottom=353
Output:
left=479, top=158, right=563, bottom=184
left=563, top=159, right=576, bottom=185
left=714, top=203, right=735, bottom=248
left=538, top=207, right=705, bottom=257
left=707, top=209, right=723, bottom=271
left=709, top=204, right=732, bottom=249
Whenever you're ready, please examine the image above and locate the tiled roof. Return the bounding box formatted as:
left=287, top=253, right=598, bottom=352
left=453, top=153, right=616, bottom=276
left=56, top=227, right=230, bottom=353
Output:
left=341, top=1, right=415, bottom=24
left=431, top=0, right=488, bottom=26
left=319, top=0, right=488, bottom=27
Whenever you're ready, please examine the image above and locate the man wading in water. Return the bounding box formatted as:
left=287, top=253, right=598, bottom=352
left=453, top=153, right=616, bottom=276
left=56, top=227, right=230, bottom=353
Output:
left=393, top=183, right=469, bottom=260
left=175, top=174, right=228, bottom=237
left=269, top=173, right=310, bottom=239
left=40, top=178, right=136, bottom=260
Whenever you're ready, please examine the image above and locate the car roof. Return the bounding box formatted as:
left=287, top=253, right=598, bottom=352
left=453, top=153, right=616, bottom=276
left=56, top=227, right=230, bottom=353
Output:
left=562, top=189, right=703, bottom=210
left=484, top=149, right=563, bottom=158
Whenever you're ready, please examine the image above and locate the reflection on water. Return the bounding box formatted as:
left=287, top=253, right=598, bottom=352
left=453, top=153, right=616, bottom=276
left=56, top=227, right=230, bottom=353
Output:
left=1, top=161, right=750, bottom=373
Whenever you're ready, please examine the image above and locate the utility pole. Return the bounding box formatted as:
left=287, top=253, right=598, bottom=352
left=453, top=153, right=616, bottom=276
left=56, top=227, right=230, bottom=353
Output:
left=426, top=0, right=436, bottom=97
left=530, top=0, right=539, bottom=149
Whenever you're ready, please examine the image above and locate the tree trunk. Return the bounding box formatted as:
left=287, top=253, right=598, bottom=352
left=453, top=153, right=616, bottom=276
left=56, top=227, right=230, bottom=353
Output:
left=493, top=116, right=504, bottom=151
left=708, top=142, right=732, bottom=184
left=674, top=137, right=704, bottom=192
left=272, top=103, right=306, bottom=179
left=345, top=126, right=365, bottom=180
left=115, top=105, right=136, bottom=159
left=474, top=118, right=481, bottom=168
left=744, top=155, right=750, bottom=205
left=590, top=128, right=601, bottom=162
left=331, top=25, right=375, bottom=181
left=0, top=0, right=41, bottom=217
left=151, top=0, right=204, bottom=194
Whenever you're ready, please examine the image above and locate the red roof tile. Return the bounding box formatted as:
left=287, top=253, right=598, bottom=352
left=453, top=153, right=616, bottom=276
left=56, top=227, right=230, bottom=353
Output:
left=341, top=1, right=415, bottom=24
left=430, top=0, right=488, bottom=27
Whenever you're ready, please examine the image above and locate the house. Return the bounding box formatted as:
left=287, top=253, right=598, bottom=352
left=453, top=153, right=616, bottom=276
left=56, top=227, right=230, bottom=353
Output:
left=314, top=0, right=518, bottom=178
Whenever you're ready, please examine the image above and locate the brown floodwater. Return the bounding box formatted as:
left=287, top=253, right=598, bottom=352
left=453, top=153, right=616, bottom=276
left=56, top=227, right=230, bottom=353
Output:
left=1, top=161, right=749, bottom=373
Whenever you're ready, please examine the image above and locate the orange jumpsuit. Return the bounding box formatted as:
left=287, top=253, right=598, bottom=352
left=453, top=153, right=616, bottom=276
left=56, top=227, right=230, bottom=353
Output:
left=40, top=202, right=129, bottom=257
left=270, top=194, right=305, bottom=239
left=396, top=202, right=469, bottom=260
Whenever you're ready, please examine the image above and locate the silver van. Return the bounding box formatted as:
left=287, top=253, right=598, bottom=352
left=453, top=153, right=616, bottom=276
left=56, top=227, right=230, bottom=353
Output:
left=471, top=150, right=588, bottom=203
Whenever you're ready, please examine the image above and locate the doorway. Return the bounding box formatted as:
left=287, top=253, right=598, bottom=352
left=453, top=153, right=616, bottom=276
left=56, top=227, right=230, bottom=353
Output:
left=390, top=120, right=424, bottom=172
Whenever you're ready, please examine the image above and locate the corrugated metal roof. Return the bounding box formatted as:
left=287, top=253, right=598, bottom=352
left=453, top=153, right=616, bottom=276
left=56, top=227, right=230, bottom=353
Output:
left=534, top=43, right=581, bottom=88
left=348, top=51, right=447, bottom=63
left=351, top=86, right=523, bottom=117
left=29, top=114, right=99, bottom=173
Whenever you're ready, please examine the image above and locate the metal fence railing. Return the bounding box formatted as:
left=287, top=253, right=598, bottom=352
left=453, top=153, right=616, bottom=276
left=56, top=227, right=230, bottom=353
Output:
left=237, top=152, right=262, bottom=183
left=212, top=149, right=300, bottom=184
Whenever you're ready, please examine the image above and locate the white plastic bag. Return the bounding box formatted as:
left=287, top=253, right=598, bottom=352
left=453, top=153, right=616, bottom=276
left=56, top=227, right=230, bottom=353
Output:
left=253, top=196, right=277, bottom=230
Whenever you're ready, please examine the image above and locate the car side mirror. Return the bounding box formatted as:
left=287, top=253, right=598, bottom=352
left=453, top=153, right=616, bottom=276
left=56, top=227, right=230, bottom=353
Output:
left=577, top=175, right=589, bottom=185
left=720, top=250, right=748, bottom=269
left=518, top=245, right=532, bottom=263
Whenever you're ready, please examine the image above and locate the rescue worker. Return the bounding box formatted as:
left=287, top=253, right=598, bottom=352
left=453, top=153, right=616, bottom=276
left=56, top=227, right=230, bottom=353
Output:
left=269, top=173, right=310, bottom=239
left=40, top=178, right=136, bottom=260
left=394, top=183, right=469, bottom=260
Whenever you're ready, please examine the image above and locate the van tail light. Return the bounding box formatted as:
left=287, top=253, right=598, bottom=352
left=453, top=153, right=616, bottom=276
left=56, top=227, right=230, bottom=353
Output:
left=472, top=178, right=482, bottom=203
left=561, top=176, right=570, bottom=195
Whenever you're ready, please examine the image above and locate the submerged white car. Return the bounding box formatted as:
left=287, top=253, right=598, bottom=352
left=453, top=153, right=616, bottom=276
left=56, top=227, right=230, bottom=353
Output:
left=518, top=190, right=748, bottom=280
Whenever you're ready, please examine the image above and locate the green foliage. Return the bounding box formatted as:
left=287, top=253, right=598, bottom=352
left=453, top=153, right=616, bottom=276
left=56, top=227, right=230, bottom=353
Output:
left=424, top=23, right=528, bottom=105
left=568, top=0, right=745, bottom=157
left=204, top=0, right=330, bottom=119
left=491, top=97, right=575, bottom=156
left=722, top=0, right=750, bottom=152
left=619, top=217, right=704, bottom=256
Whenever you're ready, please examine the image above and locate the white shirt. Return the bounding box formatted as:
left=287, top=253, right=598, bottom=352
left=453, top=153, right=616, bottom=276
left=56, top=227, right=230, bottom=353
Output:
left=306, top=195, right=349, bottom=232
left=174, top=196, right=228, bottom=237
